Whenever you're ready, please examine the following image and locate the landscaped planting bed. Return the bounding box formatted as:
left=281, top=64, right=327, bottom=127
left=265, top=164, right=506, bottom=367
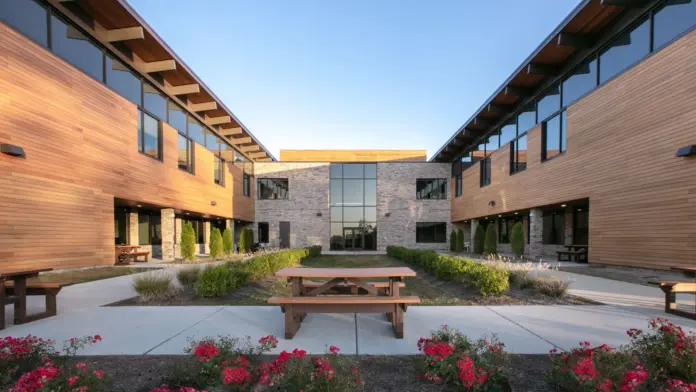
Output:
left=3, top=318, right=693, bottom=391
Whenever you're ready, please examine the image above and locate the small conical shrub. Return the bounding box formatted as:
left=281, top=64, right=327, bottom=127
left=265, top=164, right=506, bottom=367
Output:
left=222, top=228, right=233, bottom=255
left=457, top=229, right=465, bottom=253
left=484, top=223, right=497, bottom=255
left=449, top=230, right=457, bottom=251
left=209, top=227, right=223, bottom=259
left=180, top=221, right=196, bottom=262
left=510, top=221, right=525, bottom=257
left=246, top=228, right=254, bottom=251
left=473, top=224, right=485, bottom=254
left=239, top=227, right=254, bottom=253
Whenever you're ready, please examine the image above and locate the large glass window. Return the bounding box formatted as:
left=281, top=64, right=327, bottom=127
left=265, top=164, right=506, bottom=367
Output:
left=537, top=84, right=561, bottom=122
left=480, top=157, right=491, bottom=187
left=0, top=0, right=48, bottom=47
left=343, top=164, right=364, bottom=178
left=138, top=212, right=161, bottom=245
left=653, top=0, right=696, bottom=50
left=499, top=120, right=517, bottom=147
left=517, top=103, right=537, bottom=134
left=167, top=101, right=187, bottom=135
left=214, top=157, right=224, bottom=186
left=416, top=223, right=447, bottom=243
left=416, top=179, right=447, bottom=200
left=187, top=117, right=205, bottom=146
left=562, top=59, right=597, bottom=106
left=343, top=179, right=364, bottom=206
left=329, top=163, right=377, bottom=250
left=455, top=174, right=462, bottom=197
left=600, top=18, right=650, bottom=84
left=243, top=172, right=251, bottom=197
left=257, top=178, right=289, bottom=199
left=542, top=212, right=565, bottom=245
left=542, top=111, right=566, bottom=161
left=138, top=109, right=161, bottom=159
left=114, top=208, right=128, bottom=245
left=258, top=222, right=269, bottom=243
left=484, top=131, right=500, bottom=155
left=143, top=83, right=167, bottom=121
left=105, top=55, right=141, bottom=106
left=205, top=129, right=220, bottom=154
left=178, top=134, right=193, bottom=173
left=511, top=134, right=527, bottom=174
left=51, top=15, right=103, bottom=81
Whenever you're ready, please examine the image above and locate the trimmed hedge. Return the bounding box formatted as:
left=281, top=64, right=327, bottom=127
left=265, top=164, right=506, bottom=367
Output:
left=222, top=228, right=233, bottom=255
left=456, top=229, right=464, bottom=253
left=180, top=221, right=196, bottom=262
left=449, top=230, right=456, bottom=252
left=209, top=227, right=223, bottom=259
left=195, top=264, right=234, bottom=297
left=510, top=221, right=525, bottom=257
left=386, top=246, right=509, bottom=296
left=484, top=223, right=497, bottom=255
left=473, top=224, right=485, bottom=254
left=306, top=245, right=322, bottom=257
left=239, top=227, right=253, bottom=253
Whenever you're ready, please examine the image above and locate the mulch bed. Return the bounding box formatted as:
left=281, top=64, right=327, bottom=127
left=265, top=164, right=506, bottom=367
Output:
left=68, top=354, right=556, bottom=392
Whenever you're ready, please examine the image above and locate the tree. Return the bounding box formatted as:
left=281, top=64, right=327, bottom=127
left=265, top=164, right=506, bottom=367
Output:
left=209, top=227, right=223, bottom=259
left=484, top=223, right=498, bottom=255
left=222, top=228, right=233, bottom=255
left=510, top=221, right=525, bottom=257
left=449, top=230, right=457, bottom=252
left=180, top=221, right=196, bottom=262
left=239, top=227, right=254, bottom=253
left=457, top=229, right=465, bottom=253
left=473, top=224, right=486, bottom=254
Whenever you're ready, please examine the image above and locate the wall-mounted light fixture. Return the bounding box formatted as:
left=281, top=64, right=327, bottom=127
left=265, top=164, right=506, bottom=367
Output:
left=316, top=212, right=322, bottom=217
left=210, top=200, right=217, bottom=206
left=1, top=144, right=25, bottom=158
left=488, top=200, right=496, bottom=206
left=385, top=212, right=391, bottom=217
left=676, top=145, right=696, bottom=157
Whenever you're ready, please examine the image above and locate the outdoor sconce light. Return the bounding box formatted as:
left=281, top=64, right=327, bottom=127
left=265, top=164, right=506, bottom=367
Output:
left=385, top=212, right=391, bottom=217
left=316, top=212, right=322, bottom=217
left=210, top=200, right=217, bottom=206
left=488, top=200, right=496, bottom=206
left=1, top=143, right=25, bottom=158
left=676, top=145, right=696, bottom=157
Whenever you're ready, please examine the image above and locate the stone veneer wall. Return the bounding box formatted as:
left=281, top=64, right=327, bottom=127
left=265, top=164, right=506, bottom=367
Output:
left=254, top=162, right=331, bottom=249
left=377, top=163, right=451, bottom=250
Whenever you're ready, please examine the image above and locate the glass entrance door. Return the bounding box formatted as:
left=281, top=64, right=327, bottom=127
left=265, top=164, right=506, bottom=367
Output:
left=343, top=228, right=364, bottom=250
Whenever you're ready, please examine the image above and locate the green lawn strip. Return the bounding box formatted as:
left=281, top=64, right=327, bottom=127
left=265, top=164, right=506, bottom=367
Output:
left=30, top=267, right=155, bottom=286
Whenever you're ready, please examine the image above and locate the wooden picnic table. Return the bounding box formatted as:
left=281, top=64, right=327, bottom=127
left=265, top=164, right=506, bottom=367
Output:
left=564, top=245, right=588, bottom=251
left=269, top=267, right=420, bottom=339
left=115, top=245, right=149, bottom=265
left=650, top=266, right=696, bottom=321
left=0, top=268, right=53, bottom=330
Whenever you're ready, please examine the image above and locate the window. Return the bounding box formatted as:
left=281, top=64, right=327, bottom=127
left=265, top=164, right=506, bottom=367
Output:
left=178, top=134, right=193, bottom=173
left=138, top=109, right=161, bottom=159
left=416, top=222, right=447, bottom=243
left=167, top=101, right=187, bottom=134
left=329, top=163, right=377, bottom=250
left=510, top=134, right=527, bottom=174
left=416, top=179, right=447, bottom=200
left=214, top=156, right=224, bottom=186
left=480, top=157, right=491, bottom=187
left=106, top=55, right=141, bottom=105
left=243, top=172, right=251, bottom=197
left=143, top=83, right=167, bottom=120
left=542, top=212, right=565, bottom=245
left=51, top=15, right=103, bottom=81
left=187, top=117, right=205, bottom=146
left=343, top=164, right=364, bottom=178
left=537, top=84, right=561, bottom=122
left=343, top=179, right=364, bottom=205
left=600, top=18, right=650, bottom=84
left=0, top=0, right=48, bottom=47
left=258, top=222, right=269, bottom=243
left=364, top=163, right=377, bottom=178
left=205, top=129, right=220, bottom=154
left=517, top=103, right=537, bottom=133
left=562, top=59, right=597, bottom=106
left=258, top=178, right=289, bottom=200
left=114, top=208, right=128, bottom=245
left=653, top=0, right=696, bottom=50
left=455, top=174, right=462, bottom=197
left=138, top=211, right=161, bottom=245
left=484, top=131, right=500, bottom=156
left=542, top=111, right=566, bottom=161
left=499, top=120, right=516, bottom=147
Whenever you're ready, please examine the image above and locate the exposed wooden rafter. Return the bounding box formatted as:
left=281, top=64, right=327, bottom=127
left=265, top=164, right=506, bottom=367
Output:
left=141, top=59, right=176, bottom=73
left=486, top=104, right=511, bottom=115
left=220, top=127, right=243, bottom=137
left=167, top=83, right=200, bottom=95
left=470, top=117, right=491, bottom=128
left=600, top=0, right=651, bottom=7
left=504, top=86, right=531, bottom=98
left=241, top=145, right=260, bottom=153
left=106, top=27, right=144, bottom=42
left=228, top=137, right=252, bottom=145
left=189, top=102, right=217, bottom=112
left=557, top=32, right=595, bottom=48
left=249, top=152, right=267, bottom=158
left=206, top=116, right=231, bottom=126
left=527, top=63, right=559, bottom=76
left=256, top=157, right=273, bottom=162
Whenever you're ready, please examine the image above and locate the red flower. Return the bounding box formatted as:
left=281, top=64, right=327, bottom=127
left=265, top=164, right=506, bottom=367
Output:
left=93, top=369, right=104, bottom=379
left=258, top=335, right=278, bottom=348
left=75, top=362, right=87, bottom=371
left=67, top=375, right=80, bottom=386
left=221, top=367, right=252, bottom=385
left=193, top=343, right=219, bottom=363
left=329, top=345, right=340, bottom=355
left=572, top=357, right=599, bottom=381
left=619, top=367, right=648, bottom=392
left=598, top=378, right=613, bottom=392
left=457, top=357, right=475, bottom=387
left=423, top=341, right=454, bottom=362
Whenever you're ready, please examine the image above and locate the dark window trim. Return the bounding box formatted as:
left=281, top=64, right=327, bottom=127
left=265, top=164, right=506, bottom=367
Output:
left=541, top=110, right=566, bottom=163
left=257, top=178, right=289, bottom=200
left=479, top=157, right=491, bottom=188
left=258, top=222, right=269, bottom=243
left=415, top=222, right=448, bottom=244
left=455, top=174, right=462, bottom=198
left=416, top=178, right=448, bottom=200
left=138, top=109, right=163, bottom=162
left=214, top=156, right=225, bottom=187
left=177, top=133, right=195, bottom=175
left=243, top=172, right=251, bottom=198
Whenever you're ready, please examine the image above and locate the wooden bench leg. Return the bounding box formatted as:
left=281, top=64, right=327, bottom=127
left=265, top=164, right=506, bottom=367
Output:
left=285, top=304, right=298, bottom=339
left=664, top=288, right=677, bottom=312
left=45, top=290, right=58, bottom=317
left=392, top=303, right=404, bottom=339
left=13, top=278, right=27, bottom=325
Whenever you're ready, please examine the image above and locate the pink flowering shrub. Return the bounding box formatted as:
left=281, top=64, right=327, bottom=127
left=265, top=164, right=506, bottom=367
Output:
left=256, top=345, right=360, bottom=391
left=548, top=318, right=696, bottom=391
left=167, top=334, right=278, bottom=390
left=415, top=325, right=509, bottom=390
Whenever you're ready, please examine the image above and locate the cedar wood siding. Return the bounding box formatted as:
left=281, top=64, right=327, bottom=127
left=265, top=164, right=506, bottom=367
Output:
left=451, top=28, right=696, bottom=270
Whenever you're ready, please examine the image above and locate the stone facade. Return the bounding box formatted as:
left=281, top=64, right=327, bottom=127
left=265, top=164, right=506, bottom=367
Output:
left=528, top=208, right=543, bottom=260
left=254, top=162, right=331, bottom=249
left=376, top=163, right=451, bottom=250
left=161, top=208, right=175, bottom=262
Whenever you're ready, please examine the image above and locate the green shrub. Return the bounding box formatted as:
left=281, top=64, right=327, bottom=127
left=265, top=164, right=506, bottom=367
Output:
left=507, top=269, right=529, bottom=287
left=469, top=263, right=509, bottom=296
left=234, top=248, right=308, bottom=282
left=510, top=221, right=525, bottom=257
left=433, top=255, right=473, bottom=280
left=306, top=245, right=322, bottom=257
left=177, top=267, right=200, bottom=287
left=180, top=221, right=196, bottom=262
left=473, top=224, right=485, bottom=254
left=209, top=227, right=223, bottom=259
left=484, top=223, right=497, bottom=255
left=222, top=227, right=233, bottom=255
left=239, top=227, right=253, bottom=253
left=532, top=276, right=568, bottom=298
left=133, top=272, right=177, bottom=302
left=449, top=230, right=456, bottom=252
left=456, top=229, right=464, bottom=253
left=195, top=265, right=234, bottom=297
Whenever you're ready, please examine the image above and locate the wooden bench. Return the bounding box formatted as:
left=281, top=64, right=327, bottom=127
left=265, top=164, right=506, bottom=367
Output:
left=268, top=295, right=421, bottom=339
left=131, top=251, right=150, bottom=262
left=4, top=282, right=63, bottom=324
left=557, top=250, right=586, bottom=263
left=649, top=281, right=696, bottom=320
left=301, top=280, right=405, bottom=296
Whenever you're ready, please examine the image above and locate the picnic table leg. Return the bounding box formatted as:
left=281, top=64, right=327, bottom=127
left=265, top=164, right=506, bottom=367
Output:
left=12, top=277, right=27, bottom=325
left=0, top=281, right=5, bottom=330
left=285, top=304, right=298, bottom=339
left=662, top=287, right=677, bottom=313
left=291, top=277, right=305, bottom=323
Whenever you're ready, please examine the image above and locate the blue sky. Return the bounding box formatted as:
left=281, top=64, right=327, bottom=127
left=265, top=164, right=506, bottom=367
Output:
left=128, top=0, right=581, bottom=160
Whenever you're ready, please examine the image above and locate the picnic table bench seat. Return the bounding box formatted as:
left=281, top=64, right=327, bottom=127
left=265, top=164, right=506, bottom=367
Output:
left=557, top=250, right=587, bottom=263
left=649, top=281, right=696, bottom=320
left=301, top=280, right=405, bottom=295
left=131, top=251, right=150, bottom=262
left=4, top=282, right=63, bottom=324
left=268, top=295, right=421, bottom=339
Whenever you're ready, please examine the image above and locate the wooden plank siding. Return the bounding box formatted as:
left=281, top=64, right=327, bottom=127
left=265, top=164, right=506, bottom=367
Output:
left=280, top=150, right=427, bottom=162
left=451, top=28, right=696, bottom=270
left=0, top=24, right=248, bottom=271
